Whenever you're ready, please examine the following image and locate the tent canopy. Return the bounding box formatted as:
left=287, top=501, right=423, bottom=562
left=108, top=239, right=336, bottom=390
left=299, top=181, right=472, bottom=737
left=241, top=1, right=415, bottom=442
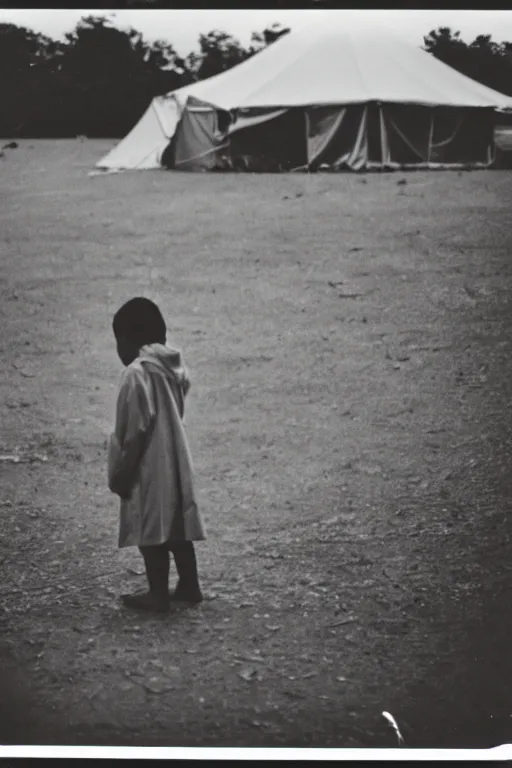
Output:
left=96, top=17, right=512, bottom=172
left=170, top=23, right=512, bottom=112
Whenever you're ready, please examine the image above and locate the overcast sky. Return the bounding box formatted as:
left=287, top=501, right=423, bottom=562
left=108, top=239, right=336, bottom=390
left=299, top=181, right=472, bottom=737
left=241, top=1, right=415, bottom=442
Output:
left=1, top=9, right=512, bottom=56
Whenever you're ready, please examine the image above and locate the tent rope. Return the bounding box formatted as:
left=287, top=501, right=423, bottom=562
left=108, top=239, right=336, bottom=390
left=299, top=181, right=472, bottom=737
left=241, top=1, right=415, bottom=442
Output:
left=174, top=141, right=230, bottom=168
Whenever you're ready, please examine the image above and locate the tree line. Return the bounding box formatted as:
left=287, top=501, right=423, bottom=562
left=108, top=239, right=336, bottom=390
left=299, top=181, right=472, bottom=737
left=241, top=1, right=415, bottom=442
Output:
left=1, top=16, right=511, bottom=139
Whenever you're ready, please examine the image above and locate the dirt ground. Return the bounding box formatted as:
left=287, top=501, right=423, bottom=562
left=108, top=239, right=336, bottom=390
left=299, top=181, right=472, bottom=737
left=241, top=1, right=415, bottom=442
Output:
left=1, top=139, right=512, bottom=751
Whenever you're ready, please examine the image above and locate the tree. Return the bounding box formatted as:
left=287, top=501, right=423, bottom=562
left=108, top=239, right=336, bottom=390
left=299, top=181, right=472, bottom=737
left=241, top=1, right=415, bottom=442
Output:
left=58, top=15, right=190, bottom=136
left=251, top=22, right=291, bottom=50
left=423, top=27, right=467, bottom=67
left=0, top=23, right=61, bottom=135
left=0, top=22, right=52, bottom=71
left=0, top=17, right=195, bottom=137
left=188, top=30, right=252, bottom=80
left=424, top=26, right=512, bottom=97
left=185, top=23, right=291, bottom=82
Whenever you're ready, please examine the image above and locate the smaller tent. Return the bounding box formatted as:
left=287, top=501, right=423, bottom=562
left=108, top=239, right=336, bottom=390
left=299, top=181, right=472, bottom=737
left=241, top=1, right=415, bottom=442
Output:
left=97, top=94, right=230, bottom=172
left=98, top=97, right=180, bottom=171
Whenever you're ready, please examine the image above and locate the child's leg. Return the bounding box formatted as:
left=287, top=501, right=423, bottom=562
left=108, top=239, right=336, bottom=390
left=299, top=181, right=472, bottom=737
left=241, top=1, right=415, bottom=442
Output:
left=140, top=544, right=170, bottom=598
left=121, top=544, right=170, bottom=612
left=168, top=541, right=203, bottom=603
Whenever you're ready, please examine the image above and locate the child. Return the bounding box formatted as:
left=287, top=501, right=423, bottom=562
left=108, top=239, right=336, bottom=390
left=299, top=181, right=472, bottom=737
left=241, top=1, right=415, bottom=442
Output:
left=108, top=297, right=206, bottom=613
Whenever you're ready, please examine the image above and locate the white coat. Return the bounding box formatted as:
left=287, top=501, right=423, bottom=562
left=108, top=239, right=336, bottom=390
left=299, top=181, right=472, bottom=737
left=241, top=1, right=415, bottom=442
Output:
left=108, top=343, right=206, bottom=548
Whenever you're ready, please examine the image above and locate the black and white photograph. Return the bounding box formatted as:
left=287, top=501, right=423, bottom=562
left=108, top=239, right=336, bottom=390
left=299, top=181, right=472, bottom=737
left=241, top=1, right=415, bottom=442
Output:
left=1, top=6, right=512, bottom=758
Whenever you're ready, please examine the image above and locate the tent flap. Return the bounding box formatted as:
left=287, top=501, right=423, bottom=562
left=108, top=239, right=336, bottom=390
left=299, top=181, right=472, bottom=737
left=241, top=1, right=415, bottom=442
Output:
left=173, top=100, right=228, bottom=171
left=96, top=97, right=180, bottom=170
left=307, top=107, right=346, bottom=165
left=429, top=107, right=493, bottom=164
left=382, top=105, right=432, bottom=164
left=307, top=105, right=368, bottom=171
left=229, top=109, right=288, bottom=136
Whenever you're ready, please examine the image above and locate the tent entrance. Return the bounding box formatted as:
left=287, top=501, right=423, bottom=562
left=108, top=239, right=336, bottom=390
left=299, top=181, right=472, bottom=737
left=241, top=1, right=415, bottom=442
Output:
left=381, top=104, right=494, bottom=167
left=228, top=108, right=308, bottom=171
left=162, top=96, right=230, bottom=171
left=306, top=105, right=368, bottom=170
left=305, top=103, right=496, bottom=170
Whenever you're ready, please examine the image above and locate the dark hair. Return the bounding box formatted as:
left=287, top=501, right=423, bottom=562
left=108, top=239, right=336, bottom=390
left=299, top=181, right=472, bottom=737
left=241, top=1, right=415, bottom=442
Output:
left=113, top=297, right=166, bottom=345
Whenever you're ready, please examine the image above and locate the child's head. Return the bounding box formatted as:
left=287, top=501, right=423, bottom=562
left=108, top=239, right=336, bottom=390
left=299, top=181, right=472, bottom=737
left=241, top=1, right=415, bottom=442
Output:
left=113, top=297, right=166, bottom=366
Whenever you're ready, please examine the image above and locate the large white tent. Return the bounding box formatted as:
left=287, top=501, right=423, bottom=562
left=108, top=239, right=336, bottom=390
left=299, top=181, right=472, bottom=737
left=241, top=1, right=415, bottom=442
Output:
left=96, top=17, right=512, bottom=172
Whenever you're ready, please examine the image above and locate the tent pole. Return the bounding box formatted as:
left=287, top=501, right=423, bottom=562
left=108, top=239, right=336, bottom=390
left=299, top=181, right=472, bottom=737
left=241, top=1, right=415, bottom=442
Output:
left=428, top=111, right=434, bottom=165
left=304, top=109, right=310, bottom=171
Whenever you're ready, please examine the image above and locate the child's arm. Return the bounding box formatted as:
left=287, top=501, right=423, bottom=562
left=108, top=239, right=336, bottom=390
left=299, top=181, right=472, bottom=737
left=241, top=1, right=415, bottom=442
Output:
left=108, top=367, right=155, bottom=499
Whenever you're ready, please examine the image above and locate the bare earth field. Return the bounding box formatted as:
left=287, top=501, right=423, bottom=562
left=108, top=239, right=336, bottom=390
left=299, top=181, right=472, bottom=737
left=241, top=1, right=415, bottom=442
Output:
left=1, top=139, right=512, bottom=750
